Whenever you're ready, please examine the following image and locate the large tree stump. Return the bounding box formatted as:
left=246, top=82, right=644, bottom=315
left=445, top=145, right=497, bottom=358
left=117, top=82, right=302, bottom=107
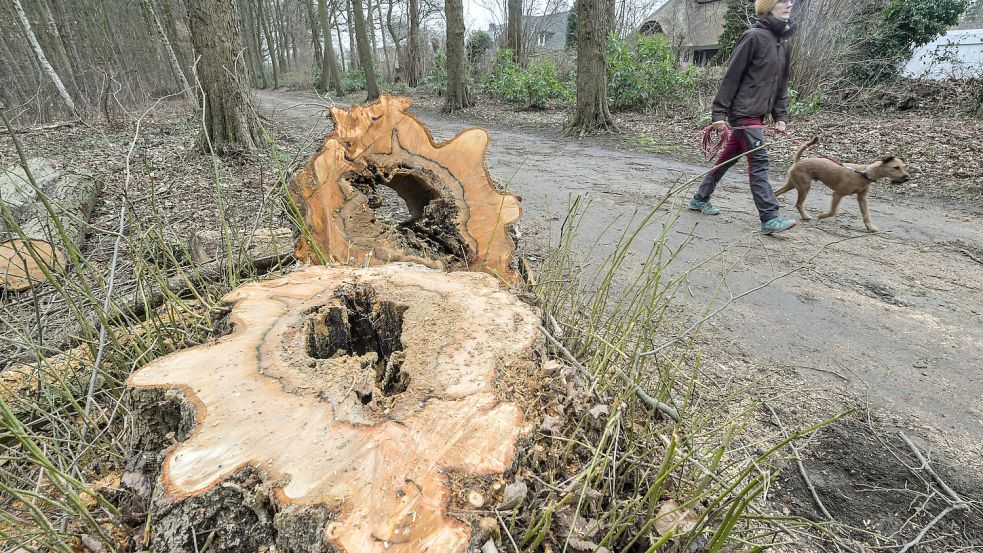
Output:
left=127, top=264, right=539, bottom=552
left=291, top=96, right=522, bottom=283
left=0, top=158, right=100, bottom=291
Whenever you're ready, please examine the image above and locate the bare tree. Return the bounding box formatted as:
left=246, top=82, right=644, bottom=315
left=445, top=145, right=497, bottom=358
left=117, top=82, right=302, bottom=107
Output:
left=142, top=0, right=197, bottom=106
left=351, top=0, right=381, bottom=99
left=12, top=0, right=76, bottom=113
left=568, top=0, right=614, bottom=135
left=318, top=0, right=345, bottom=94
left=444, top=0, right=471, bottom=111
left=407, top=0, right=422, bottom=85
left=187, top=0, right=264, bottom=152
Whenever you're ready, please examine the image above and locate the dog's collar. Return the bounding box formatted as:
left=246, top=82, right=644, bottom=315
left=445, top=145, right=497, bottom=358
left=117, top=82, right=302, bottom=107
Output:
left=850, top=168, right=874, bottom=181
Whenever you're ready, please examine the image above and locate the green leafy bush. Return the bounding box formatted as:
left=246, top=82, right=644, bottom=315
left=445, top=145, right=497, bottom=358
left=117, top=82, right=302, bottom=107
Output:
left=788, top=88, right=823, bottom=116
left=855, top=0, right=968, bottom=82
left=421, top=50, right=448, bottom=96
left=480, top=49, right=573, bottom=109
left=605, top=34, right=697, bottom=111
left=341, top=69, right=366, bottom=93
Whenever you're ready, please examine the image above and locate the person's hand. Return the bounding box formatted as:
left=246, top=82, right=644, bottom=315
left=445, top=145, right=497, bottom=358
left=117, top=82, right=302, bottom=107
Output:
left=712, top=120, right=728, bottom=132
left=774, top=120, right=787, bottom=132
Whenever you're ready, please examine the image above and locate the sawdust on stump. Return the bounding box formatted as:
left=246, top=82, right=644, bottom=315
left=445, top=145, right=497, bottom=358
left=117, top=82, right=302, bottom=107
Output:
left=290, top=96, right=522, bottom=283
left=127, top=264, right=540, bottom=552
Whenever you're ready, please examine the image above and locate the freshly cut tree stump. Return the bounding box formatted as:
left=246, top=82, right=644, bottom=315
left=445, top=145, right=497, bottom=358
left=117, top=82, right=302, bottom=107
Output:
left=128, top=264, right=539, bottom=552
left=291, top=96, right=522, bottom=282
left=0, top=158, right=100, bottom=291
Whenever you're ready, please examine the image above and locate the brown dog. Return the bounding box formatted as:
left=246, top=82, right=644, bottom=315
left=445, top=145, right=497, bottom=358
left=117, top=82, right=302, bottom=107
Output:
left=775, top=137, right=911, bottom=232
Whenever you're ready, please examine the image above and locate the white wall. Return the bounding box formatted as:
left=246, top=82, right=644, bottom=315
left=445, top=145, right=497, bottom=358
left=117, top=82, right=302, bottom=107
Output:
left=903, top=29, right=983, bottom=79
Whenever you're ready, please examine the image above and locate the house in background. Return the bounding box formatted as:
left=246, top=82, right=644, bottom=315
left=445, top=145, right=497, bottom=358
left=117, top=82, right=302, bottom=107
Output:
left=639, top=0, right=726, bottom=65
left=903, top=7, right=983, bottom=79
left=487, top=10, right=572, bottom=53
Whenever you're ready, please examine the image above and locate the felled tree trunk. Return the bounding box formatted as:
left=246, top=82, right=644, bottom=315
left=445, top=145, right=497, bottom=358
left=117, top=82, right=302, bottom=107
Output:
left=1, top=158, right=100, bottom=291
left=127, top=264, right=539, bottom=552
left=291, top=96, right=522, bottom=283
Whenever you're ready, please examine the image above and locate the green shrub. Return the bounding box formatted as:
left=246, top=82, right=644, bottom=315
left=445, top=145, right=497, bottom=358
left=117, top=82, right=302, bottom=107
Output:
left=480, top=49, right=573, bottom=109
left=341, top=69, right=366, bottom=93
left=421, top=50, right=448, bottom=96
left=605, top=34, right=697, bottom=111
left=467, top=31, right=494, bottom=68
left=855, top=0, right=968, bottom=82
left=788, top=88, right=823, bottom=116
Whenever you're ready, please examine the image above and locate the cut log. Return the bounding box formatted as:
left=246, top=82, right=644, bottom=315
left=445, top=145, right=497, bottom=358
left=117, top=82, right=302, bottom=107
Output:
left=188, top=226, right=294, bottom=265
left=127, top=264, right=539, bottom=552
left=0, top=158, right=100, bottom=291
left=291, top=95, right=523, bottom=283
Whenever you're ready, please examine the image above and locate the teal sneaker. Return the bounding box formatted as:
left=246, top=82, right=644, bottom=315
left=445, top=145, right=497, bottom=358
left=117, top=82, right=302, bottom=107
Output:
left=689, top=197, right=721, bottom=215
left=761, top=216, right=796, bottom=234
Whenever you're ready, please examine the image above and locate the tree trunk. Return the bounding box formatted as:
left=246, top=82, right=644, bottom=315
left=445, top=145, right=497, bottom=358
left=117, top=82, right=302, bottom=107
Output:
left=240, top=0, right=267, bottom=88
left=143, top=0, right=198, bottom=107
left=246, top=0, right=269, bottom=88
left=318, top=0, right=345, bottom=95
left=406, top=0, right=420, bottom=85
left=351, top=0, right=380, bottom=100
left=334, top=14, right=347, bottom=70
left=292, top=97, right=521, bottom=281
left=127, top=263, right=538, bottom=553
left=258, top=0, right=280, bottom=88
left=568, top=0, right=615, bottom=136
left=347, top=0, right=358, bottom=70
left=306, top=0, right=324, bottom=70
left=187, top=0, right=264, bottom=153
left=506, top=0, right=522, bottom=64
left=443, top=0, right=470, bottom=112
left=12, top=0, right=76, bottom=113
left=374, top=0, right=391, bottom=79
left=1, top=158, right=101, bottom=291
left=385, top=0, right=403, bottom=81
left=34, top=0, right=79, bottom=96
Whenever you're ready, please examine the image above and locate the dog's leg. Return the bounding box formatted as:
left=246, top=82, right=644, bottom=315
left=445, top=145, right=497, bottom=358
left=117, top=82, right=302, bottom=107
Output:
left=818, top=194, right=843, bottom=219
left=857, top=191, right=878, bottom=232
left=794, top=181, right=812, bottom=221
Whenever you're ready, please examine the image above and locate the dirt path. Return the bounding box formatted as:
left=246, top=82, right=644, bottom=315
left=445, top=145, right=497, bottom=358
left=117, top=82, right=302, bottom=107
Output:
left=257, top=90, right=983, bottom=459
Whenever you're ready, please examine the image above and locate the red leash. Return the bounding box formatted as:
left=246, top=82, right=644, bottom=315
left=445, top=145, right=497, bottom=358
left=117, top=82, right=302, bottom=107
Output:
left=699, top=124, right=849, bottom=167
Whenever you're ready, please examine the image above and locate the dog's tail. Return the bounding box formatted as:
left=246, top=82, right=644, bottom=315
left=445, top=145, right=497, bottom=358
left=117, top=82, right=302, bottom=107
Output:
left=794, top=136, right=819, bottom=162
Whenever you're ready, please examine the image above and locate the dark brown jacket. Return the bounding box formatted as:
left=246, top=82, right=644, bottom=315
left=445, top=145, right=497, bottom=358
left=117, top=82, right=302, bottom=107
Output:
left=711, top=15, right=795, bottom=123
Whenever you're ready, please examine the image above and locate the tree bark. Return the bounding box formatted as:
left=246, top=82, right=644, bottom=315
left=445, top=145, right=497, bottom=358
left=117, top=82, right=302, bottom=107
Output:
left=506, top=0, right=523, bottom=65
left=374, top=0, right=391, bottom=78
left=240, top=0, right=267, bottom=88
left=351, top=0, right=380, bottom=100
left=143, top=0, right=198, bottom=107
left=12, top=0, right=76, bottom=113
left=568, top=0, right=615, bottom=136
left=257, top=0, right=280, bottom=88
left=443, top=0, right=470, bottom=112
left=406, top=0, right=420, bottom=85
left=318, top=0, right=345, bottom=95
left=187, top=0, right=264, bottom=153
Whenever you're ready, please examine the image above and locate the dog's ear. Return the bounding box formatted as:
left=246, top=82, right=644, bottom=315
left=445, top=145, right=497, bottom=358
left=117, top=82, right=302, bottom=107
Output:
left=880, top=156, right=896, bottom=164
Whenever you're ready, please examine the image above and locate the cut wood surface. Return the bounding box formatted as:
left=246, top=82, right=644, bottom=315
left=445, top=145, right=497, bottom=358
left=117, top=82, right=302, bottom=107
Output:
left=128, top=264, right=539, bottom=552
left=291, top=95, right=522, bottom=282
left=0, top=158, right=100, bottom=291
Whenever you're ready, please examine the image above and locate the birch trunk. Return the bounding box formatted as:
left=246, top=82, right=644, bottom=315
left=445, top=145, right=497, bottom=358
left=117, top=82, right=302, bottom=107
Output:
left=142, top=0, right=197, bottom=107
left=12, top=0, right=76, bottom=113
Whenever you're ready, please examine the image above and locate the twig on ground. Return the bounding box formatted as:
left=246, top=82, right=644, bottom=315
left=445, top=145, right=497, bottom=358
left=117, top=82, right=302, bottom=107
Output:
left=897, top=505, right=956, bottom=553
left=765, top=403, right=835, bottom=522
left=897, top=431, right=969, bottom=510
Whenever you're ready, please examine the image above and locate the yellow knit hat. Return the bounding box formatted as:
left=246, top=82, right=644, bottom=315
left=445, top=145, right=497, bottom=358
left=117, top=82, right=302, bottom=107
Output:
left=755, top=0, right=778, bottom=14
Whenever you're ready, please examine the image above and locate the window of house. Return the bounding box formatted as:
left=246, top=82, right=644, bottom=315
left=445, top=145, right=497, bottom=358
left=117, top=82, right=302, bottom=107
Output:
left=538, top=33, right=547, bottom=46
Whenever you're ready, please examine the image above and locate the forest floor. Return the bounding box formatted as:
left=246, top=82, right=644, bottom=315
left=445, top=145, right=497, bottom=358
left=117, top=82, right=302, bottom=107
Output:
left=2, top=88, right=981, bottom=550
